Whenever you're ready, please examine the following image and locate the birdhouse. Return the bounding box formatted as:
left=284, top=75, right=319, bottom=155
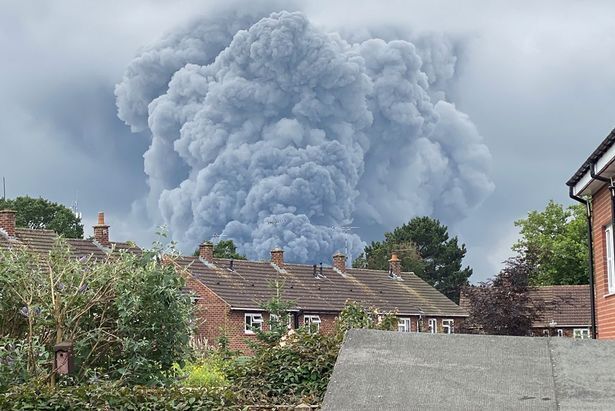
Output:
left=54, top=342, right=73, bottom=375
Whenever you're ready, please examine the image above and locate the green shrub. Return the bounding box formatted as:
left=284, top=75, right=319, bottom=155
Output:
left=0, top=383, right=235, bottom=410
left=175, top=357, right=228, bottom=389
left=0, top=337, right=49, bottom=393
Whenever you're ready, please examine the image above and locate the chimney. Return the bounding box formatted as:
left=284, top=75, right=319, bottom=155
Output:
left=93, top=212, right=110, bottom=247
left=389, top=253, right=401, bottom=277
left=0, top=209, right=16, bottom=237
left=333, top=251, right=346, bottom=274
left=199, top=241, right=214, bottom=263
left=271, top=247, right=284, bottom=268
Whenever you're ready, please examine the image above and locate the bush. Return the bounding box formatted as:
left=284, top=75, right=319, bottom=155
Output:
left=0, top=337, right=49, bottom=392
left=175, top=357, right=228, bottom=389
left=0, top=383, right=235, bottom=410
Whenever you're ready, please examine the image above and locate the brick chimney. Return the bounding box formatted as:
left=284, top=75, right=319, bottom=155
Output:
left=333, top=251, right=346, bottom=274
left=93, top=212, right=110, bottom=247
left=0, top=209, right=16, bottom=237
left=271, top=247, right=284, bottom=268
left=199, top=241, right=214, bottom=263
left=389, top=253, right=401, bottom=277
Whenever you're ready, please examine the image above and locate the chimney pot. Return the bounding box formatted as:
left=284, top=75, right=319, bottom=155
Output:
left=199, top=242, right=214, bottom=263
left=93, top=211, right=110, bottom=247
left=271, top=247, right=284, bottom=268
left=389, top=253, right=401, bottom=277
left=332, top=251, right=346, bottom=274
left=0, top=209, right=17, bottom=237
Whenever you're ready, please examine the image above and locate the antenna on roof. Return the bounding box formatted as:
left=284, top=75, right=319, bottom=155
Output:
left=71, top=191, right=82, bottom=220
left=332, top=225, right=360, bottom=266
left=210, top=233, right=226, bottom=244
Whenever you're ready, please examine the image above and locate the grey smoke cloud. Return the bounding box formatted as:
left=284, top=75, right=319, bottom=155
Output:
left=116, top=7, right=494, bottom=262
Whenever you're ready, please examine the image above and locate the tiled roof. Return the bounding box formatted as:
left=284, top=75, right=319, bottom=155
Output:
left=459, top=285, right=591, bottom=328
left=529, top=285, right=590, bottom=327
left=178, top=257, right=467, bottom=317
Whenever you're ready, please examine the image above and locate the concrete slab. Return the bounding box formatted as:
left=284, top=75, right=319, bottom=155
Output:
left=323, top=330, right=556, bottom=410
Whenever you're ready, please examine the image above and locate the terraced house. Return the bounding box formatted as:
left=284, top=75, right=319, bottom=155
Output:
left=567, top=127, right=615, bottom=339
left=180, top=243, right=468, bottom=352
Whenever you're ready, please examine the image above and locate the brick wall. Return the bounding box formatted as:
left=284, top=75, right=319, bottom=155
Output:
left=591, top=185, right=615, bottom=339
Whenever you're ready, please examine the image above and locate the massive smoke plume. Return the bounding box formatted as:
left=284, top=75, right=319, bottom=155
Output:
left=116, top=5, right=494, bottom=263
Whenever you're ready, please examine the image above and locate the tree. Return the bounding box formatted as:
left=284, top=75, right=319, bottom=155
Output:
left=353, top=217, right=472, bottom=303
left=0, top=196, right=83, bottom=238
left=193, top=239, right=246, bottom=260
left=513, top=200, right=588, bottom=285
left=462, top=256, right=539, bottom=336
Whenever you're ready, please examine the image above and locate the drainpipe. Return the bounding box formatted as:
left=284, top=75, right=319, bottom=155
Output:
left=568, top=185, right=596, bottom=339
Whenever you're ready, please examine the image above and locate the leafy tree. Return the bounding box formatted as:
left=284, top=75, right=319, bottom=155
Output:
left=462, top=256, right=540, bottom=336
left=513, top=200, right=588, bottom=285
left=354, top=217, right=472, bottom=303
left=0, top=196, right=83, bottom=238
left=193, top=240, right=246, bottom=260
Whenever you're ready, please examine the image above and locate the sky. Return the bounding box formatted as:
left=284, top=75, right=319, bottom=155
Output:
left=1, top=0, right=615, bottom=282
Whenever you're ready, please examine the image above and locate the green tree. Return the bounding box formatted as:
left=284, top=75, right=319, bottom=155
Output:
left=0, top=196, right=83, bottom=238
left=193, top=239, right=246, bottom=260
left=354, top=217, right=472, bottom=303
left=513, top=200, right=588, bottom=285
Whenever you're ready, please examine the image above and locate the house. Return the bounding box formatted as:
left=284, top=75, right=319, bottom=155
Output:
left=321, top=329, right=615, bottom=410
left=0, top=209, right=138, bottom=258
left=459, top=285, right=591, bottom=338
left=180, top=243, right=468, bottom=352
left=566, top=127, right=615, bottom=339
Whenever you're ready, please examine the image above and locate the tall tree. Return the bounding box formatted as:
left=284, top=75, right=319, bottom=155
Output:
left=193, top=239, right=247, bottom=260
left=513, top=200, right=588, bottom=285
left=353, top=217, right=472, bottom=303
left=0, top=196, right=83, bottom=238
left=462, top=256, right=539, bottom=336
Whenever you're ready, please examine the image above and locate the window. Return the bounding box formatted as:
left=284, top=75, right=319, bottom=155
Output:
left=557, top=329, right=564, bottom=337
left=573, top=328, right=590, bottom=340
left=398, top=318, right=411, bottom=333
left=442, top=319, right=454, bottom=334
left=304, top=315, right=321, bottom=334
left=606, top=225, right=615, bottom=294
left=428, top=318, right=437, bottom=334
left=244, top=313, right=263, bottom=334
left=270, top=313, right=292, bottom=330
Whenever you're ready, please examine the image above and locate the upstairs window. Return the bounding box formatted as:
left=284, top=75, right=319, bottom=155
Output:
left=398, top=318, right=411, bottom=333
left=573, top=328, right=590, bottom=340
left=270, top=313, right=292, bottom=330
left=428, top=318, right=438, bottom=334
left=606, top=225, right=615, bottom=294
left=244, top=313, right=263, bottom=335
left=442, top=319, right=454, bottom=334
left=304, top=315, right=321, bottom=334
left=557, top=329, right=564, bottom=337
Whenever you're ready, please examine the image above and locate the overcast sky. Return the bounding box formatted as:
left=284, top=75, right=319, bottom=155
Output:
left=1, top=0, right=615, bottom=282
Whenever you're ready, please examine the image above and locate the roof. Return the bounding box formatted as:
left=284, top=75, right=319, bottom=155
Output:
left=0, top=227, right=139, bottom=259
left=459, top=285, right=590, bottom=329
left=178, top=256, right=467, bottom=317
left=566, top=128, right=615, bottom=187
left=529, top=285, right=590, bottom=327
left=322, top=329, right=615, bottom=410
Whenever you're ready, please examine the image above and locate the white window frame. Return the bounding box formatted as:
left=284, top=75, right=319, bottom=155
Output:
left=398, top=318, right=411, bottom=333
left=270, top=313, right=292, bottom=330
left=428, top=318, right=438, bottom=334
left=442, top=319, right=454, bottom=334
left=304, top=315, right=321, bottom=334
left=244, top=313, right=263, bottom=335
left=606, top=225, right=615, bottom=294
left=573, top=328, right=590, bottom=340
left=557, top=329, right=564, bottom=337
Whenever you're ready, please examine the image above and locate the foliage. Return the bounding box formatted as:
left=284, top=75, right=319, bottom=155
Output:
left=253, top=280, right=296, bottom=346
left=174, top=357, right=228, bottom=390
left=0, top=236, right=193, bottom=387
left=0, top=337, right=49, bottom=392
left=335, top=301, right=398, bottom=334
left=354, top=216, right=472, bottom=303
left=462, top=256, right=540, bottom=336
left=192, top=240, right=246, bottom=260
left=513, top=200, right=589, bottom=285
left=0, top=382, right=234, bottom=411
left=0, top=196, right=83, bottom=238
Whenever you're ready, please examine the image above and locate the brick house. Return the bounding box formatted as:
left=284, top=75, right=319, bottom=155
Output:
left=567, top=128, right=615, bottom=339
left=179, top=243, right=468, bottom=352
left=0, top=209, right=138, bottom=259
